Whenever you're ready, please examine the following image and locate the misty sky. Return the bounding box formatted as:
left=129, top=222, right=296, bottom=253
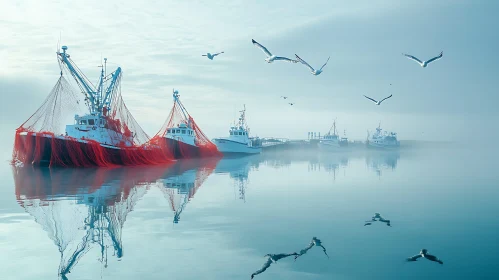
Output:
left=1, top=0, right=498, bottom=160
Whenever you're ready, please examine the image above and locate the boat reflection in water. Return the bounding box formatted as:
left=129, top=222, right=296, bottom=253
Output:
left=156, top=157, right=221, bottom=223
left=365, top=150, right=401, bottom=177
left=214, top=155, right=261, bottom=202
left=13, top=165, right=169, bottom=279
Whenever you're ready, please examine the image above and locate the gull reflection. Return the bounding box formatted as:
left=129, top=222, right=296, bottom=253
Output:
left=364, top=213, right=391, bottom=227
left=251, top=252, right=299, bottom=279
left=294, top=237, right=329, bottom=260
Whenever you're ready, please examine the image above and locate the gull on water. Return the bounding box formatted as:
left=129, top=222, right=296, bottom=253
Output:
left=295, top=54, right=330, bottom=76
left=407, top=249, right=443, bottom=264
left=294, top=237, right=329, bottom=261
left=251, top=252, right=298, bottom=279
left=202, top=51, right=224, bottom=60
left=251, top=39, right=298, bottom=63
left=403, top=51, right=443, bottom=67
left=363, top=94, right=392, bottom=105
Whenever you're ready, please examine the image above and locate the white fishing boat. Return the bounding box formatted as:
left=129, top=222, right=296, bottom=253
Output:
left=366, top=123, right=400, bottom=149
left=213, top=105, right=262, bottom=154
left=318, top=120, right=348, bottom=151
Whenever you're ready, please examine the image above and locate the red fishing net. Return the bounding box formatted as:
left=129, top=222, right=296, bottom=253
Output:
left=12, top=62, right=173, bottom=167
left=149, top=90, right=221, bottom=159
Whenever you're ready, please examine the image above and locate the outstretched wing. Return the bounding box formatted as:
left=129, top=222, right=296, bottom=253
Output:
left=425, top=254, right=443, bottom=264
left=403, top=53, right=423, bottom=64
left=295, top=54, right=315, bottom=71
left=201, top=54, right=207, bottom=56
left=426, top=51, right=443, bottom=64
left=318, top=245, right=329, bottom=259
left=406, top=254, right=422, bottom=262
left=213, top=51, right=224, bottom=57
left=363, top=95, right=378, bottom=103
left=319, top=56, right=330, bottom=71
left=252, top=39, right=272, bottom=57
left=379, top=94, right=392, bottom=104
left=274, top=56, right=298, bottom=63
left=251, top=258, right=272, bottom=279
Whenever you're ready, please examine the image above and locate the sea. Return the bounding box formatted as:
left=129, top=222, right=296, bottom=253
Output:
left=1, top=143, right=498, bottom=280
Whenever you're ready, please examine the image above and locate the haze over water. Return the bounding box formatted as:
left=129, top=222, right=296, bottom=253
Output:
left=1, top=144, right=498, bottom=280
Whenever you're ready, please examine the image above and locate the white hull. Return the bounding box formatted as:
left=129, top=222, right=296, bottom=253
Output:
left=318, top=141, right=341, bottom=151
left=367, top=140, right=400, bottom=149
left=213, top=139, right=261, bottom=154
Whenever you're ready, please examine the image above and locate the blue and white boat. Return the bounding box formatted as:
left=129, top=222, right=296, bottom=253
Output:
left=213, top=105, right=262, bottom=154
left=366, top=123, right=400, bottom=149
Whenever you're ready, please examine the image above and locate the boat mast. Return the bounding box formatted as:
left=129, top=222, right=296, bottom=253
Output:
left=172, top=89, right=191, bottom=127
left=57, top=46, right=121, bottom=117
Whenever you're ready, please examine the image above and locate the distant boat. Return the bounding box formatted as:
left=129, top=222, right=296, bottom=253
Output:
left=317, top=120, right=348, bottom=151
left=213, top=105, right=262, bottom=154
left=366, top=123, right=400, bottom=149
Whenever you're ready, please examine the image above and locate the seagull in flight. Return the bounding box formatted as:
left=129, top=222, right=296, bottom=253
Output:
left=363, top=94, right=392, bottom=105
left=288, top=102, right=294, bottom=106
left=251, top=252, right=298, bottom=279
left=251, top=39, right=298, bottom=63
left=407, top=249, right=443, bottom=264
left=295, top=54, right=330, bottom=76
left=202, top=51, right=224, bottom=60
left=280, top=96, right=288, bottom=99
left=403, top=51, right=443, bottom=67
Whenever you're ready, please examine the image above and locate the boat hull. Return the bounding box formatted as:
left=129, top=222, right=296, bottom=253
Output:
left=213, top=138, right=261, bottom=154
left=366, top=140, right=400, bottom=150
left=17, top=133, right=130, bottom=167
left=162, top=137, right=203, bottom=159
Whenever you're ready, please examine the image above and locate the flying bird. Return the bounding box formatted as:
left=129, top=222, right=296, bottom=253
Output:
left=295, top=54, right=330, bottom=76
left=288, top=102, right=294, bottom=106
left=280, top=96, right=288, bottom=99
left=251, top=252, right=298, bottom=279
left=407, top=249, right=443, bottom=264
left=251, top=39, right=298, bottom=63
left=403, top=51, right=443, bottom=67
left=202, top=52, right=224, bottom=60
left=363, top=94, right=392, bottom=105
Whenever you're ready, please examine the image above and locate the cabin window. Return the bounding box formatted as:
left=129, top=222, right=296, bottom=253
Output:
left=88, top=119, right=95, bottom=125
left=239, top=132, right=242, bottom=135
left=230, top=132, right=233, bottom=135
left=167, top=129, right=171, bottom=133
left=176, top=129, right=181, bottom=133
left=182, top=130, right=186, bottom=134
left=79, top=120, right=87, bottom=125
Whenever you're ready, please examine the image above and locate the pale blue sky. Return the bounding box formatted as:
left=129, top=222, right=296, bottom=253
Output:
left=1, top=0, right=498, bottom=160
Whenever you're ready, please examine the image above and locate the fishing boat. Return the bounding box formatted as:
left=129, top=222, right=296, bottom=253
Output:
left=154, top=89, right=220, bottom=159
left=366, top=123, right=400, bottom=149
left=212, top=105, right=262, bottom=154
left=317, top=120, right=348, bottom=151
left=13, top=46, right=167, bottom=167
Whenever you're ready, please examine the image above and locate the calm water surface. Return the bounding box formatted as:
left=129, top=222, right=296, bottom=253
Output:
left=1, top=144, right=498, bottom=280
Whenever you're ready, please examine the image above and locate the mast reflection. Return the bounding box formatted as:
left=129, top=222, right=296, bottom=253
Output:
left=13, top=165, right=168, bottom=279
